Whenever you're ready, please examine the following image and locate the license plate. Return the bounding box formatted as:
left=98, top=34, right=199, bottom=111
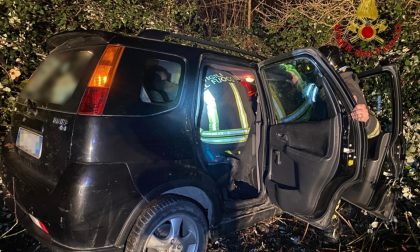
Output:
left=16, top=127, right=43, bottom=159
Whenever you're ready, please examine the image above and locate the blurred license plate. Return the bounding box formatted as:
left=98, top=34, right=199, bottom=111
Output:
left=16, top=127, right=43, bottom=159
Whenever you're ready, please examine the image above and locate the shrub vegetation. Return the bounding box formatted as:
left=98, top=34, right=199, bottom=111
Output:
left=0, top=0, right=418, bottom=250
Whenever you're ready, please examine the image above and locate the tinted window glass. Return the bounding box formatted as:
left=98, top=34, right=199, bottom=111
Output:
left=261, top=58, right=333, bottom=123
left=20, top=51, right=94, bottom=111
left=105, top=48, right=184, bottom=115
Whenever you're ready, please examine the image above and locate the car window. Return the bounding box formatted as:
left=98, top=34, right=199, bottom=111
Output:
left=20, top=51, right=94, bottom=111
left=104, top=48, right=184, bottom=115
left=141, top=59, right=182, bottom=103
left=261, top=58, right=334, bottom=123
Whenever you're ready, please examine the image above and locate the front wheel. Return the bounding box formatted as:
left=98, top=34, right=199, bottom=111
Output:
left=125, top=196, right=208, bottom=252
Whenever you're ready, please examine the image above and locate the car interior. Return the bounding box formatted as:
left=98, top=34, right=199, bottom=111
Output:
left=198, top=63, right=260, bottom=200
left=104, top=48, right=185, bottom=116
left=142, top=59, right=181, bottom=103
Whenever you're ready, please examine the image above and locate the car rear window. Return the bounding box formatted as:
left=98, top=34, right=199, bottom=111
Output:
left=20, top=50, right=95, bottom=112
left=104, top=48, right=185, bottom=115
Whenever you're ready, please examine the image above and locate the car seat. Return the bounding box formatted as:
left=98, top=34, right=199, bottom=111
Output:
left=148, top=78, right=178, bottom=102
left=145, top=66, right=178, bottom=103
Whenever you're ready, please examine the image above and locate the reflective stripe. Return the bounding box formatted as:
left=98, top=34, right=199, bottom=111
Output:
left=201, top=135, right=249, bottom=144
left=305, top=83, right=314, bottom=98
left=203, top=89, right=219, bottom=131
left=304, top=83, right=318, bottom=103
left=201, top=82, right=250, bottom=145
left=225, top=150, right=233, bottom=155
left=367, top=120, right=381, bottom=139
left=311, top=86, right=318, bottom=103
left=280, top=100, right=312, bottom=123
left=200, top=128, right=250, bottom=138
left=228, top=82, right=249, bottom=130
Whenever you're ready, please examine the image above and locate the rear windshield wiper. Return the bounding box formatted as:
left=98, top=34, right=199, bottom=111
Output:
left=27, top=98, right=38, bottom=111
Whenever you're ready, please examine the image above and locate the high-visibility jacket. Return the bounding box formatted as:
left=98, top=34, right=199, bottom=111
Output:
left=200, top=68, right=254, bottom=145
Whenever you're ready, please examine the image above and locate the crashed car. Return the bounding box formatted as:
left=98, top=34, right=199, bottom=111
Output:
left=0, top=30, right=404, bottom=251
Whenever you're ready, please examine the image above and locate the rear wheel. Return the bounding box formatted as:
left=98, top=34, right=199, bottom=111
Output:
left=125, top=196, right=208, bottom=252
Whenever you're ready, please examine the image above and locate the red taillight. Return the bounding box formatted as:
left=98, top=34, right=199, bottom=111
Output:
left=29, top=214, right=49, bottom=234
left=78, top=87, right=110, bottom=115
left=78, top=45, right=125, bottom=115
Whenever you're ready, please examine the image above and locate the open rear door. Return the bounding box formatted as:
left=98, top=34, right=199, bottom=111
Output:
left=258, top=49, right=367, bottom=229
left=343, top=65, right=404, bottom=220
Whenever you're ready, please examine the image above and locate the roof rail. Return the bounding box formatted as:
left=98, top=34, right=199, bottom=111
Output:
left=138, top=29, right=265, bottom=60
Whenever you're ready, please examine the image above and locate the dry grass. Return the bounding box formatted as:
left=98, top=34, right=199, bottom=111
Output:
left=254, top=0, right=419, bottom=29
left=254, top=0, right=357, bottom=29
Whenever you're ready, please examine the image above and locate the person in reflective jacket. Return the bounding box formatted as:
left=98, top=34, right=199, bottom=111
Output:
left=200, top=68, right=252, bottom=148
left=200, top=67, right=257, bottom=199
left=319, top=45, right=381, bottom=139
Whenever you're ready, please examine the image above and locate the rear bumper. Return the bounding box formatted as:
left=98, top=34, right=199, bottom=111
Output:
left=0, top=152, right=141, bottom=250
left=2, top=192, right=121, bottom=252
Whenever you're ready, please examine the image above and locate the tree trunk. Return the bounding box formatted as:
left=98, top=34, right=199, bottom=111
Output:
left=247, top=0, right=252, bottom=28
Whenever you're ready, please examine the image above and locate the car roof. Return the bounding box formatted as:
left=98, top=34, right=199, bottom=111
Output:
left=47, top=30, right=262, bottom=64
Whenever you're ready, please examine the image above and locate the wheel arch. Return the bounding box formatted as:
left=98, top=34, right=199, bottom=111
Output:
left=162, top=186, right=214, bottom=222
left=114, top=184, right=222, bottom=248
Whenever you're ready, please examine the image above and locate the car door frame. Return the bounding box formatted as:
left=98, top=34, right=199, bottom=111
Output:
left=257, top=48, right=368, bottom=229
left=342, top=65, right=404, bottom=219
left=193, top=53, right=272, bottom=207
left=358, top=65, right=404, bottom=174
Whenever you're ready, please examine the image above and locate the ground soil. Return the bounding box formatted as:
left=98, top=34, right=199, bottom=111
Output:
left=0, top=199, right=418, bottom=251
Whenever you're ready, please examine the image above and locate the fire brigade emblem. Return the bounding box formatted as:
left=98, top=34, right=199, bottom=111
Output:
left=348, top=0, right=387, bottom=43
left=334, top=0, right=401, bottom=58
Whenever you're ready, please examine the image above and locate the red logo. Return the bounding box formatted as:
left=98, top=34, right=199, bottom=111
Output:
left=334, top=0, right=401, bottom=58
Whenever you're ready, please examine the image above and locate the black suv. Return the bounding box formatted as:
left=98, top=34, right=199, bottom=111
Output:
left=0, top=30, right=404, bottom=252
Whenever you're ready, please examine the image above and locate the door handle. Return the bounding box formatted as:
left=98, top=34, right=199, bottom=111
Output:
left=276, top=132, right=288, bottom=143
left=274, top=150, right=281, bottom=165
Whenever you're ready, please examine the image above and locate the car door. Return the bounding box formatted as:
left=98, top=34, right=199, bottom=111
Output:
left=342, top=65, right=404, bottom=220
left=258, top=48, right=367, bottom=229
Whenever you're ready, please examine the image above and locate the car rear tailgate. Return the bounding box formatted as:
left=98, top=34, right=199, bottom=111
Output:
left=1, top=45, right=104, bottom=202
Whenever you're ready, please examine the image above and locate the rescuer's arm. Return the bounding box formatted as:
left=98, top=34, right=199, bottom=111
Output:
left=340, top=71, right=381, bottom=139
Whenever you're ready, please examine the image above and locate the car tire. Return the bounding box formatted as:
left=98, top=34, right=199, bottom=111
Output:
left=125, top=196, right=209, bottom=252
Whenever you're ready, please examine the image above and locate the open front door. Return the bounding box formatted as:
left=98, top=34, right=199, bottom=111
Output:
left=343, top=65, right=404, bottom=220
left=258, top=49, right=367, bottom=229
